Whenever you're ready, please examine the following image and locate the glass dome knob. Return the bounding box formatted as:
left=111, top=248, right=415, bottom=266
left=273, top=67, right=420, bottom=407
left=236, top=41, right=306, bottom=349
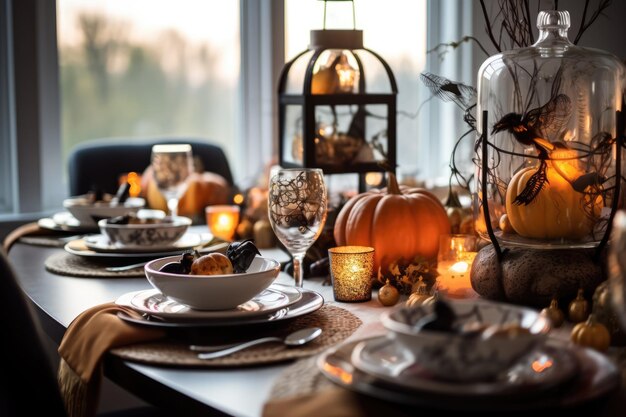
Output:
left=537, top=10, right=570, bottom=30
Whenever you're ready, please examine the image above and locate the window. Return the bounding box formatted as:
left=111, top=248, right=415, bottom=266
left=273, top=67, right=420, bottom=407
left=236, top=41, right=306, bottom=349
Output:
left=56, top=0, right=241, bottom=179
left=0, top=0, right=472, bottom=220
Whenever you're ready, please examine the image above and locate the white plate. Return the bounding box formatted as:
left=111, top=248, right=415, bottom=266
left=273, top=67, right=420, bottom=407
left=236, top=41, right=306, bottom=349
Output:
left=64, top=234, right=215, bottom=259
left=350, top=336, right=578, bottom=396
left=38, top=212, right=96, bottom=232
left=84, top=233, right=203, bottom=253
left=116, top=286, right=324, bottom=328
left=318, top=337, right=620, bottom=411
left=116, top=284, right=303, bottom=320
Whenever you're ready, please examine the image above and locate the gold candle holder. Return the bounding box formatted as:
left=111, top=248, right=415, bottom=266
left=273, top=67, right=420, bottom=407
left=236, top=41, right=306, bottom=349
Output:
left=328, top=246, right=374, bottom=302
left=437, top=234, right=478, bottom=299
left=205, top=205, right=240, bottom=241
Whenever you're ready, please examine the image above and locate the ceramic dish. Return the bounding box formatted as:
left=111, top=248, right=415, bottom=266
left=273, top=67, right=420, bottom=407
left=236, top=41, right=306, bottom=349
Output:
left=64, top=234, right=216, bottom=259
left=63, top=195, right=145, bottom=228
left=350, top=336, right=578, bottom=396
left=83, top=233, right=203, bottom=253
left=117, top=283, right=302, bottom=320
left=381, top=299, right=551, bottom=381
left=116, top=285, right=323, bottom=328
left=38, top=212, right=96, bottom=233
left=144, top=255, right=281, bottom=310
left=318, top=338, right=620, bottom=411
left=98, top=215, right=191, bottom=248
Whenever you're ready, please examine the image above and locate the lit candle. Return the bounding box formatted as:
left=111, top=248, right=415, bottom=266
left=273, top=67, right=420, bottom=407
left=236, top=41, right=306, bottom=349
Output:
left=335, top=52, right=358, bottom=93
left=328, top=246, right=374, bottom=302
left=205, top=205, right=240, bottom=241
left=437, top=234, right=478, bottom=299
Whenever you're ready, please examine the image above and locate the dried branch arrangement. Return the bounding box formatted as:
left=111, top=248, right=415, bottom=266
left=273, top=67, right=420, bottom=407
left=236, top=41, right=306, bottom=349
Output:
left=479, top=0, right=612, bottom=53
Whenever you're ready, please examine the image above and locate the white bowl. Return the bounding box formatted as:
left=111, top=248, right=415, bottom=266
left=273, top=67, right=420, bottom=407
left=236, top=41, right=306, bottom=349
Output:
left=381, top=299, right=551, bottom=382
left=63, top=195, right=145, bottom=228
left=144, top=255, right=281, bottom=310
left=98, top=216, right=191, bottom=248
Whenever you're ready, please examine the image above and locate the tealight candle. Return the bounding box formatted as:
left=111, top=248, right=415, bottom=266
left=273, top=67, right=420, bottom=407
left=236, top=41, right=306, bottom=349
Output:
left=328, top=246, right=374, bottom=302
left=437, top=234, right=478, bottom=299
left=205, top=205, right=240, bottom=241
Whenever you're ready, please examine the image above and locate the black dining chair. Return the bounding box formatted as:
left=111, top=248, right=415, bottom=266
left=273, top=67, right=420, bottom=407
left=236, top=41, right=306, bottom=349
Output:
left=67, top=137, right=234, bottom=196
left=0, top=249, right=168, bottom=417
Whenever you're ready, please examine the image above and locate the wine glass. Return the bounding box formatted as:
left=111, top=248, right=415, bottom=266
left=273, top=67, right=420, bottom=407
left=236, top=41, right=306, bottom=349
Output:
left=268, top=168, right=328, bottom=287
left=150, top=144, right=194, bottom=217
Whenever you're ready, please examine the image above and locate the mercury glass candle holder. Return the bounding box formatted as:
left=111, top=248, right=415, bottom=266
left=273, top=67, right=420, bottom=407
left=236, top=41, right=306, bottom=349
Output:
left=205, top=205, right=240, bottom=241
left=437, top=234, right=478, bottom=299
left=329, top=246, right=374, bottom=302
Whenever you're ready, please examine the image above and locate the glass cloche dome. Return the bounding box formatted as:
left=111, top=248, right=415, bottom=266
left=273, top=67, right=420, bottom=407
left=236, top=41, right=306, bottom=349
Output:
left=474, top=10, right=625, bottom=250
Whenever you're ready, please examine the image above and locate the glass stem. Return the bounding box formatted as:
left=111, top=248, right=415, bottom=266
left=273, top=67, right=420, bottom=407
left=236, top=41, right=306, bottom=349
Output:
left=167, top=198, right=179, bottom=217
left=292, top=253, right=305, bottom=288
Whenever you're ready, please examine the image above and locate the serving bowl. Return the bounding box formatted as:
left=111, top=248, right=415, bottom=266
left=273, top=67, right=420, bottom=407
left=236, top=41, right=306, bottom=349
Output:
left=63, top=195, right=145, bottom=227
left=98, top=215, right=191, bottom=248
left=381, top=299, right=551, bottom=382
left=144, top=255, right=281, bottom=310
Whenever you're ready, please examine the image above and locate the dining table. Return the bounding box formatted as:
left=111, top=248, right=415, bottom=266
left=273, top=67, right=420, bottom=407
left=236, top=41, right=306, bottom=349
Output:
left=7, top=228, right=386, bottom=417
left=7, top=226, right=626, bottom=417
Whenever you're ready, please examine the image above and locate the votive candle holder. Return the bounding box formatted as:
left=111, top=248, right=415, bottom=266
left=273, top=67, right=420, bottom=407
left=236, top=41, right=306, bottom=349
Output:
left=328, top=246, right=374, bottom=302
left=205, top=205, right=240, bottom=241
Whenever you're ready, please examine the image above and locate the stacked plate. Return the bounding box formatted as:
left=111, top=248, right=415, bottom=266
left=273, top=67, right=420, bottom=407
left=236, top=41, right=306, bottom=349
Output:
left=115, top=283, right=324, bottom=328
left=63, top=232, right=215, bottom=259
left=318, top=336, right=620, bottom=411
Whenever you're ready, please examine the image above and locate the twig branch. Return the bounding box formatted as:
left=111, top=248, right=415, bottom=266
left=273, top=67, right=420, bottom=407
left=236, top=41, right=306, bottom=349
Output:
left=427, top=36, right=490, bottom=59
left=480, top=0, right=502, bottom=52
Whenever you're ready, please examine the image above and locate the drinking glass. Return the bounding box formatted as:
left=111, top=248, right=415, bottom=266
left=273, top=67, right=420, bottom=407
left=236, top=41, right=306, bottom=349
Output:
left=150, top=144, right=194, bottom=217
left=268, top=168, right=328, bottom=287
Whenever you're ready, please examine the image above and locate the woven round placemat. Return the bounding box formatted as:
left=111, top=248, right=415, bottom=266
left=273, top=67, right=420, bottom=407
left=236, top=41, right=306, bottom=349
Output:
left=110, top=304, right=362, bottom=367
left=45, top=252, right=145, bottom=278
left=268, top=355, right=335, bottom=400
left=20, top=235, right=68, bottom=248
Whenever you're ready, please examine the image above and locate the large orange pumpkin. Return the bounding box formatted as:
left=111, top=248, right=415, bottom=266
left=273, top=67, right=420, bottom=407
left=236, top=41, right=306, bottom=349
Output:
left=333, top=172, right=451, bottom=272
left=142, top=168, right=231, bottom=219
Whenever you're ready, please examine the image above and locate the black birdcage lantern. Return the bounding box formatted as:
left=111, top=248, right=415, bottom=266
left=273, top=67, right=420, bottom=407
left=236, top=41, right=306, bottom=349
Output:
left=277, top=0, right=397, bottom=191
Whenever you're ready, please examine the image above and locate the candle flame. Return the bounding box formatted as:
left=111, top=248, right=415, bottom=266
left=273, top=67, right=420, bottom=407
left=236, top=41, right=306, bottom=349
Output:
left=450, top=261, right=469, bottom=274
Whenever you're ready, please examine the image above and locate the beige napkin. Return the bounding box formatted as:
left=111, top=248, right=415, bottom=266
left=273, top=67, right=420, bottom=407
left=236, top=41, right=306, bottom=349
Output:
left=58, top=302, right=166, bottom=417
left=262, top=387, right=415, bottom=417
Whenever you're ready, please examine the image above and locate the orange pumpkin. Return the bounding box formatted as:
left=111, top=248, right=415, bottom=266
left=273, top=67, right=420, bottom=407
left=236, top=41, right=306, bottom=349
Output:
left=334, top=172, right=451, bottom=272
left=505, top=163, right=601, bottom=239
left=142, top=168, right=231, bottom=218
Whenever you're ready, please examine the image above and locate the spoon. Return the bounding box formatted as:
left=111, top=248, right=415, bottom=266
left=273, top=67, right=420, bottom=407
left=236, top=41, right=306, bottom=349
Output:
left=195, top=327, right=323, bottom=360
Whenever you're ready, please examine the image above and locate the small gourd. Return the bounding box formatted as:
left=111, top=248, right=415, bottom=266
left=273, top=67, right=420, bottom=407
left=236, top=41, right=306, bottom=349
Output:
left=540, top=297, right=565, bottom=328
left=378, top=279, right=400, bottom=306
left=571, top=314, right=611, bottom=352
left=568, top=288, right=590, bottom=323
left=405, top=276, right=430, bottom=308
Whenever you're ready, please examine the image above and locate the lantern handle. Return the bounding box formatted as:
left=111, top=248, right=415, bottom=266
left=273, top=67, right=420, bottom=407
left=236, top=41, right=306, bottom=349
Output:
left=322, top=0, right=356, bottom=30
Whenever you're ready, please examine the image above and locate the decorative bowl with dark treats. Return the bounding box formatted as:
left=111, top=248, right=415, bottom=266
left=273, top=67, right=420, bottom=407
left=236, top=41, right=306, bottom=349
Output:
left=63, top=186, right=145, bottom=228
left=98, top=214, right=191, bottom=248
left=144, top=240, right=280, bottom=310
left=380, top=298, right=551, bottom=382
